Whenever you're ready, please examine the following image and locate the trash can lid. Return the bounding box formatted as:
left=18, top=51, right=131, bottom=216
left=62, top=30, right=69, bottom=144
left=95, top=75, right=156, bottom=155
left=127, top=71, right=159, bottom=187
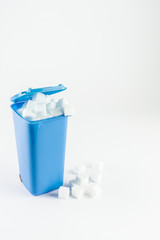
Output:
left=10, top=84, right=67, bottom=103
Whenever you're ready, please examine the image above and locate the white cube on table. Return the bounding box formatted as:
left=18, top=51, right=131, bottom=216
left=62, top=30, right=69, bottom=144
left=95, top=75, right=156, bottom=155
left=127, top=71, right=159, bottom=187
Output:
left=58, top=186, right=70, bottom=200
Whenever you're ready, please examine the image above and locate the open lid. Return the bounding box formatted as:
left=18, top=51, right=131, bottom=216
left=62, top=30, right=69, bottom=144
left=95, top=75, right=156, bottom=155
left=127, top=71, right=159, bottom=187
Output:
left=10, top=84, right=67, bottom=103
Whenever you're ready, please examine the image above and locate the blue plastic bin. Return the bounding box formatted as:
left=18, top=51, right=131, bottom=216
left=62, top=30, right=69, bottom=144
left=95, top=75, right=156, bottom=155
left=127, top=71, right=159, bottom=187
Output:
left=10, top=85, right=69, bottom=195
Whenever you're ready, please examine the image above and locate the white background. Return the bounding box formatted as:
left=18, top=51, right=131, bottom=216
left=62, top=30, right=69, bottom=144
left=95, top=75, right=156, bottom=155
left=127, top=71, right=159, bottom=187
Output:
left=0, top=0, right=160, bottom=239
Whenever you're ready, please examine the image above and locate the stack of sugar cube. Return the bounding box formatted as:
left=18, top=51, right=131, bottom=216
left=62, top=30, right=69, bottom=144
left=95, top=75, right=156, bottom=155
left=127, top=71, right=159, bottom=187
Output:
left=17, top=92, right=75, bottom=121
left=58, top=161, right=104, bottom=200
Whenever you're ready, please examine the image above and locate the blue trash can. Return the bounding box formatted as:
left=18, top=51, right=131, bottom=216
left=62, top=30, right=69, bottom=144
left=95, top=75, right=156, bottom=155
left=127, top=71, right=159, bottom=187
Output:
left=10, top=84, right=69, bottom=195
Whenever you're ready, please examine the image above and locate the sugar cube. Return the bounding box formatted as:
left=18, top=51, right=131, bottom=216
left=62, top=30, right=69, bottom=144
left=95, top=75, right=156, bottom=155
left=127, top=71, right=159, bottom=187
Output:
left=71, top=185, right=84, bottom=199
left=22, top=108, right=35, bottom=119
left=63, top=104, right=75, bottom=116
left=45, top=95, right=52, bottom=104
left=89, top=172, right=102, bottom=184
left=51, top=106, right=63, bottom=117
left=32, top=92, right=46, bottom=102
left=46, top=100, right=57, bottom=115
left=85, top=183, right=102, bottom=198
left=57, top=98, right=68, bottom=109
left=34, top=102, right=47, bottom=115
left=76, top=174, right=89, bottom=186
left=69, top=179, right=79, bottom=187
left=58, top=186, right=70, bottom=200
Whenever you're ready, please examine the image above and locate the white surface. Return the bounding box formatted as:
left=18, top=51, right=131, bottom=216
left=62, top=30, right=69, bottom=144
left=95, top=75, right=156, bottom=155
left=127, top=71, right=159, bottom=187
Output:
left=1, top=115, right=160, bottom=240
left=0, top=0, right=160, bottom=239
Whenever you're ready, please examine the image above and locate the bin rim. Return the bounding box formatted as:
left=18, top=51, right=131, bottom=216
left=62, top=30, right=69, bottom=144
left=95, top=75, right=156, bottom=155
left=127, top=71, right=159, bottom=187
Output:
left=10, top=84, right=67, bottom=103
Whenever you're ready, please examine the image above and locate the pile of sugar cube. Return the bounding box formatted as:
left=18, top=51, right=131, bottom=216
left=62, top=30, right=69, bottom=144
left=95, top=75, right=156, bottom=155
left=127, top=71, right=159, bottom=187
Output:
left=17, top=92, right=74, bottom=121
left=58, top=161, right=103, bottom=199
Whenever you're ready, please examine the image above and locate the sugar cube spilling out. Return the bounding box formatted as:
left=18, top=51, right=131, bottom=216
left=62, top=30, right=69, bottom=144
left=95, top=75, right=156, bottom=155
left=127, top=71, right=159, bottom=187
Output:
left=76, top=174, right=89, bottom=186
left=89, top=172, right=102, bottom=184
left=71, top=185, right=84, bottom=199
left=85, top=183, right=102, bottom=198
left=17, top=92, right=75, bottom=121
left=53, top=161, right=104, bottom=200
left=58, top=186, right=70, bottom=200
left=69, top=161, right=104, bottom=199
left=69, top=179, right=79, bottom=187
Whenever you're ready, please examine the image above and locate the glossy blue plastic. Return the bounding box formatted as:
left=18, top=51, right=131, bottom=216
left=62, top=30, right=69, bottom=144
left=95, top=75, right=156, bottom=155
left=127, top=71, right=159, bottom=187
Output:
left=10, top=84, right=67, bottom=103
left=10, top=85, right=68, bottom=195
